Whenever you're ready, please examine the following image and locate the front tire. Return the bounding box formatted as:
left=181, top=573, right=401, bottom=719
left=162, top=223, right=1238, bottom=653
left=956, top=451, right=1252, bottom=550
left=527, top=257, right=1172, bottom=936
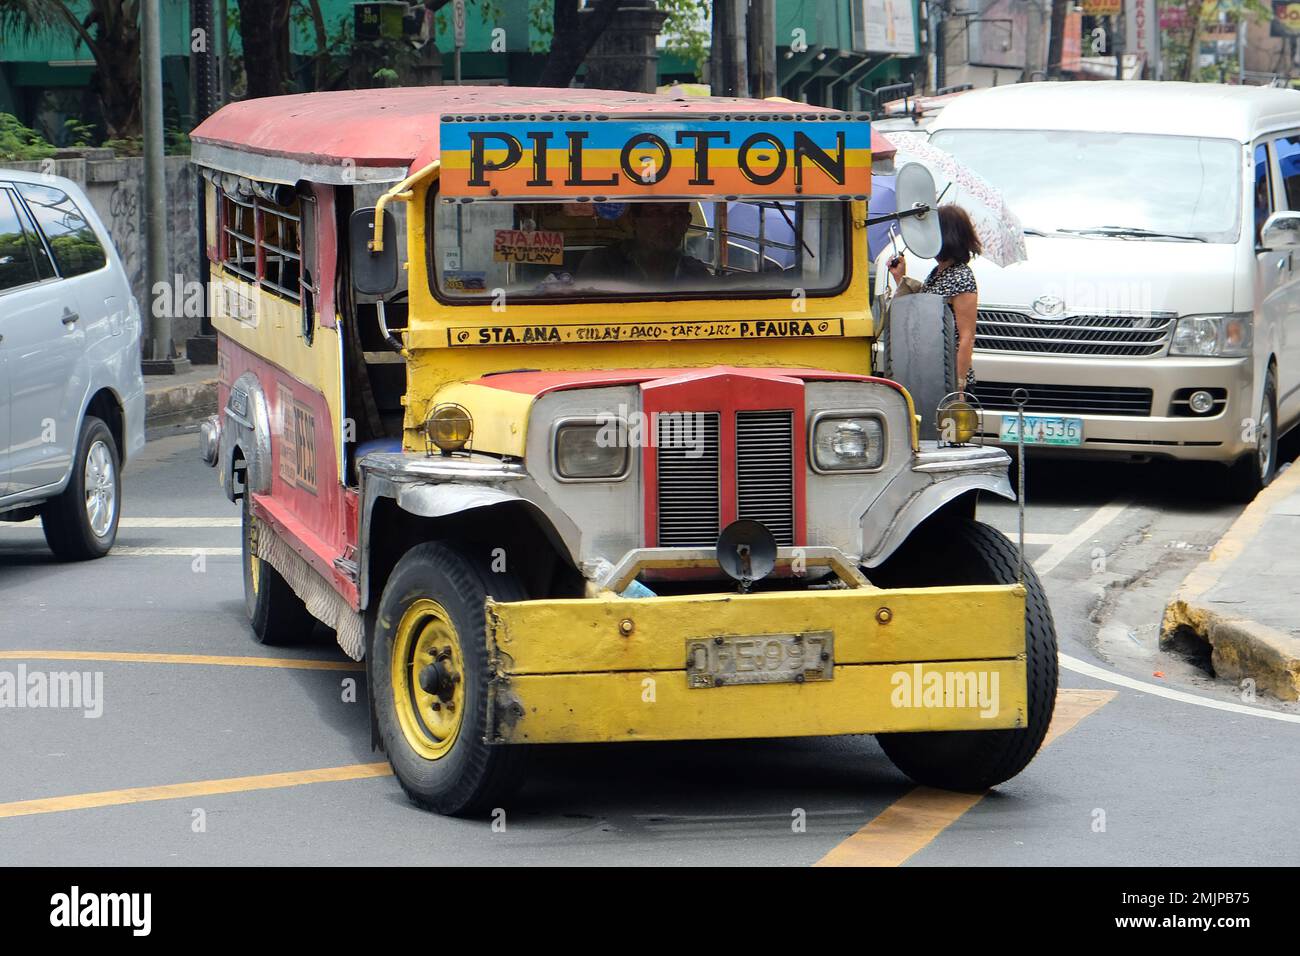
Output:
left=871, top=518, right=1059, bottom=791
left=370, top=543, right=529, bottom=816
left=42, top=416, right=120, bottom=561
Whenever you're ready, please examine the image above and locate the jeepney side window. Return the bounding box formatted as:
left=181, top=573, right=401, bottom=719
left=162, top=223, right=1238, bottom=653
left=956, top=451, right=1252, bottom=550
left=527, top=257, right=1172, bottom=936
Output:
left=260, top=201, right=301, bottom=303
left=217, top=190, right=302, bottom=305
left=220, top=192, right=258, bottom=282
left=299, top=194, right=317, bottom=344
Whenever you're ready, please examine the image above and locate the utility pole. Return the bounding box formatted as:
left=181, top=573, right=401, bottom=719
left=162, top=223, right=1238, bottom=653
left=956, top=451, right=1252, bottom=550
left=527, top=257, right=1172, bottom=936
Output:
left=188, top=0, right=218, bottom=366
left=1047, top=0, right=1067, bottom=76
left=711, top=0, right=748, bottom=96
left=141, top=0, right=187, bottom=374
left=748, top=0, right=777, bottom=98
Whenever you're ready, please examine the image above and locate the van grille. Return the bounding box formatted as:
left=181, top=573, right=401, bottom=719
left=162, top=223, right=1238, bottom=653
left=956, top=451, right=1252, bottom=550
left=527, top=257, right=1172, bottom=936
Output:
left=970, top=381, right=1154, bottom=417
left=735, top=410, right=795, bottom=546
left=656, top=412, right=720, bottom=547
left=976, top=310, right=1176, bottom=357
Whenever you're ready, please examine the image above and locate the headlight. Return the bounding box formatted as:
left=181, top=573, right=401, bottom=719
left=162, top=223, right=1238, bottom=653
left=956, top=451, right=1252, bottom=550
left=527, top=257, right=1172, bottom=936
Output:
left=811, top=413, right=885, bottom=472
left=425, top=403, right=473, bottom=454
left=1170, top=313, right=1252, bottom=357
left=553, top=419, right=629, bottom=480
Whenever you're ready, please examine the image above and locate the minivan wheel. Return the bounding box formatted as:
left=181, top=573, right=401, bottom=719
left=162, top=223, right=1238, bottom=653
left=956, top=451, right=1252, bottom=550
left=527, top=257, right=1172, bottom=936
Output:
left=42, top=416, right=120, bottom=561
left=1226, top=368, right=1278, bottom=502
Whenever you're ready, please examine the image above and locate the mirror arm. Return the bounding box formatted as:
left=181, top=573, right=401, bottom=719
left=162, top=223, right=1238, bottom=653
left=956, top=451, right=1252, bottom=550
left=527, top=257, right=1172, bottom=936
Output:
left=372, top=159, right=441, bottom=253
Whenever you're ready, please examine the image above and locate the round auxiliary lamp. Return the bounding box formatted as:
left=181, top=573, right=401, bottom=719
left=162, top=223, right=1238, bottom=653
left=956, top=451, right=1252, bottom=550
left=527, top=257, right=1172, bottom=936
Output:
left=935, top=391, right=984, bottom=447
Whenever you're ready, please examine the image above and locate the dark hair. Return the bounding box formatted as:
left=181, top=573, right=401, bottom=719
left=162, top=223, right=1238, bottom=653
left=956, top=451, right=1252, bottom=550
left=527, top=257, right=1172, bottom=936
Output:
left=937, top=204, right=982, bottom=265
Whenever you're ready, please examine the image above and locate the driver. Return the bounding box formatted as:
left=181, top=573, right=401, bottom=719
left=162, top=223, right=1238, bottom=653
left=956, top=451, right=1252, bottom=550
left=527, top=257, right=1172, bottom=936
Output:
left=578, top=202, right=711, bottom=284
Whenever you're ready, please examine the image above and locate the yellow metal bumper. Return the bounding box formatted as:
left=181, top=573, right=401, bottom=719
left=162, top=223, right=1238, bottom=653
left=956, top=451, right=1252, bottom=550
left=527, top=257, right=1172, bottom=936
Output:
left=484, top=585, right=1028, bottom=744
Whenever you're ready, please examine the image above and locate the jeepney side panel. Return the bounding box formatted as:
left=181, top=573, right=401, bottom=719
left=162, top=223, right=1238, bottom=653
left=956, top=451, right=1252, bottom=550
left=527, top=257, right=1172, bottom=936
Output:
left=208, top=179, right=357, bottom=606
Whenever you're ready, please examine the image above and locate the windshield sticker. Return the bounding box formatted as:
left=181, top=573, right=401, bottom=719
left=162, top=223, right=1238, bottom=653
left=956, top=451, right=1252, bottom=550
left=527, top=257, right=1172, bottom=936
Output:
left=492, top=228, right=566, bottom=265
left=445, top=318, right=846, bottom=347
left=442, top=271, right=487, bottom=293
left=439, top=114, right=871, bottom=202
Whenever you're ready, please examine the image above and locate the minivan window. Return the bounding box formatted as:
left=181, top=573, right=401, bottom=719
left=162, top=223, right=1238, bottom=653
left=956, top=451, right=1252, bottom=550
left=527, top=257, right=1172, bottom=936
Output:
left=1272, top=134, right=1300, bottom=210
left=1254, top=143, right=1273, bottom=243
left=16, top=183, right=108, bottom=277
left=0, top=190, right=41, bottom=291
left=928, top=129, right=1242, bottom=243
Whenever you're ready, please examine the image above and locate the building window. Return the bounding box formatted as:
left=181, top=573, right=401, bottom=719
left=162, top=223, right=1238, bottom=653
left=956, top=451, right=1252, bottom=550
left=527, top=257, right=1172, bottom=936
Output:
left=219, top=191, right=301, bottom=304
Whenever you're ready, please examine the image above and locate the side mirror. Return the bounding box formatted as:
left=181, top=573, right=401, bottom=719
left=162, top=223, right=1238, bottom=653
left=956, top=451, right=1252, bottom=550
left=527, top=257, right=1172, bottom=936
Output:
left=349, top=207, right=398, bottom=295
left=1260, top=211, right=1300, bottom=251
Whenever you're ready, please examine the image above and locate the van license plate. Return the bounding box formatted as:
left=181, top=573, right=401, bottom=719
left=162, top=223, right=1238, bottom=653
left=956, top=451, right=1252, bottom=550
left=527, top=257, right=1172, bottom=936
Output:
left=1000, top=414, right=1084, bottom=446
left=686, top=632, right=833, bottom=689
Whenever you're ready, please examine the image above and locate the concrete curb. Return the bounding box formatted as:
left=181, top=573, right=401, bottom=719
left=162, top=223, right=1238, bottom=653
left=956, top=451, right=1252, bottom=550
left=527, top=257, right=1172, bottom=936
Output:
left=144, top=375, right=218, bottom=432
left=1162, top=464, right=1300, bottom=701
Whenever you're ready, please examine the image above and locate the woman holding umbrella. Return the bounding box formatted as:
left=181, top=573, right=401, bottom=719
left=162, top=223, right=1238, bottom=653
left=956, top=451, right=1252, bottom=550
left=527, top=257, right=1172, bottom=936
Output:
left=887, top=204, right=983, bottom=388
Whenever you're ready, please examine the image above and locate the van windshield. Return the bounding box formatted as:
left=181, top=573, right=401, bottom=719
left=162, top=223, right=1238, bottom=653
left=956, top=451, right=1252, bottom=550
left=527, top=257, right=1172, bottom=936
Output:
left=928, top=129, right=1242, bottom=244
left=429, top=197, right=847, bottom=301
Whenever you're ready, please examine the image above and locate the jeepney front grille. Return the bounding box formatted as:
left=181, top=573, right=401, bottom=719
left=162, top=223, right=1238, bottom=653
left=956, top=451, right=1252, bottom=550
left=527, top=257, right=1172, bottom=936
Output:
left=736, top=410, right=795, bottom=546
left=656, top=412, right=720, bottom=547
left=975, top=310, right=1176, bottom=357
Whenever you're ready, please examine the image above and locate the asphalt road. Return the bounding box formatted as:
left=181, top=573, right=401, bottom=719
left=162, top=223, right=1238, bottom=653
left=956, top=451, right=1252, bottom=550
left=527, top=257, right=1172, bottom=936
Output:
left=1, top=433, right=1298, bottom=866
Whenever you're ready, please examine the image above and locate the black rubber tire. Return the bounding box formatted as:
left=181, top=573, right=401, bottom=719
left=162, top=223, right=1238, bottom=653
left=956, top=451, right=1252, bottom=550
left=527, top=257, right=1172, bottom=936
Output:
left=42, top=416, right=120, bottom=561
left=872, top=518, right=1059, bottom=792
left=241, top=489, right=316, bottom=645
left=1226, top=367, right=1278, bottom=503
left=370, top=542, right=530, bottom=816
left=877, top=292, right=958, bottom=441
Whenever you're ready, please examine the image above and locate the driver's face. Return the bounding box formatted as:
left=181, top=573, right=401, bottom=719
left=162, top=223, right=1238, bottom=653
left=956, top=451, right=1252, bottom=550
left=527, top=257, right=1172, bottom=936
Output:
left=630, top=203, right=692, bottom=252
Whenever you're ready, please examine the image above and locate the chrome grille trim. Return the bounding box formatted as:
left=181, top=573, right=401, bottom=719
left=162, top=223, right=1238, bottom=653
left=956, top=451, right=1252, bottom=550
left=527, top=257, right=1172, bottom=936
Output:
left=656, top=412, right=720, bottom=547
left=975, top=309, right=1177, bottom=357
left=736, top=410, right=795, bottom=546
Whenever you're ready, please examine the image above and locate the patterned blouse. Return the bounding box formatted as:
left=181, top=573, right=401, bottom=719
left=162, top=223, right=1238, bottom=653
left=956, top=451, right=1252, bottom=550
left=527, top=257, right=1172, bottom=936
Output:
left=922, top=263, right=978, bottom=386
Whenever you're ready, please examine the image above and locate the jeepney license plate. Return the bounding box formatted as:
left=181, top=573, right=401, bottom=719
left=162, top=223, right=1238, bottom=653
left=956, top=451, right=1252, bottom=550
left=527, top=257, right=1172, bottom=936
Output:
left=685, top=632, right=834, bottom=689
left=1000, top=414, right=1084, bottom=446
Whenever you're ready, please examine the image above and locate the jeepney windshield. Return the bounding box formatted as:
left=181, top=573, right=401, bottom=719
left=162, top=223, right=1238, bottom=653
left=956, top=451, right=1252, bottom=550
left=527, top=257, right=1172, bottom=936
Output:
left=429, top=197, right=849, bottom=301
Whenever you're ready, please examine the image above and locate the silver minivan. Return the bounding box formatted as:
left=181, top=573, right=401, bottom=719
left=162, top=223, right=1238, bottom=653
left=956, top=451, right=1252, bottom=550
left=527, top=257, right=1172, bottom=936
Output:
left=0, top=169, right=144, bottom=557
left=912, top=82, right=1300, bottom=499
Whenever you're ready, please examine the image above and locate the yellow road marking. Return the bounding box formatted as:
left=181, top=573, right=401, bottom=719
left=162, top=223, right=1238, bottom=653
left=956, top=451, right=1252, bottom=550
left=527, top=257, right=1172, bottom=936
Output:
left=815, top=688, right=1117, bottom=867
left=0, top=763, right=393, bottom=820
left=0, top=650, right=362, bottom=671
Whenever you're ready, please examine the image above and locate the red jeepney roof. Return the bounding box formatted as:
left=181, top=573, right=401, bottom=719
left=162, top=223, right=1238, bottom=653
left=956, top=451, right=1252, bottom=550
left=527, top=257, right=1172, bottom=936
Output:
left=190, top=86, right=887, bottom=185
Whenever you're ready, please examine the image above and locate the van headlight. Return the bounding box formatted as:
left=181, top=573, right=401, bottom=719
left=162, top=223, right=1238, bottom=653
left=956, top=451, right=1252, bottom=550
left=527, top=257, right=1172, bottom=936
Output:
left=1170, top=313, right=1252, bottom=357
left=810, top=412, right=885, bottom=472
left=552, top=418, right=629, bottom=481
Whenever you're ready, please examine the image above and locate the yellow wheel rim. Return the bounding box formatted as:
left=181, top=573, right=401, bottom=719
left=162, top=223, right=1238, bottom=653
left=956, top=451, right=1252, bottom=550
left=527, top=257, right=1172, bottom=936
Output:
left=246, top=503, right=261, bottom=596
left=390, top=598, right=465, bottom=760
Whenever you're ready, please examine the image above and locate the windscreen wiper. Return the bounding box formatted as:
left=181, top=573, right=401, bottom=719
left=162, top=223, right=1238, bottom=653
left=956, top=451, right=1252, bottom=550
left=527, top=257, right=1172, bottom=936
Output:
left=1056, top=226, right=1207, bottom=242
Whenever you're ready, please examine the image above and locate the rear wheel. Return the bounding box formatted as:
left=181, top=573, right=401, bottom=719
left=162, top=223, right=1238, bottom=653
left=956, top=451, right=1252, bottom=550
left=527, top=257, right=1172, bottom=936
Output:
left=370, top=543, right=529, bottom=816
left=871, top=517, right=1058, bottom=791
left=241, top=486, right=315, bottom=645
left=42, top=416, right=120, bottom=561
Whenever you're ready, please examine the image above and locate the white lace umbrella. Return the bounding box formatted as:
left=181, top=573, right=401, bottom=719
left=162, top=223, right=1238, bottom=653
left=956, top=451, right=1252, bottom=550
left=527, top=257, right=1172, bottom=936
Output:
left=883, top=131, right=1029, bottom=267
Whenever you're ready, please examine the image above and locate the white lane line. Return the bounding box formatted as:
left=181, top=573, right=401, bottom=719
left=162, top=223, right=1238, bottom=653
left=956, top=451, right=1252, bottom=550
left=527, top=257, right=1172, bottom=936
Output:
left=1, top=517, right=238, bottom=529
left=1032, top=499, right=1132, bottom=576
left=1059, top=651, right=1300, bottom=725
left=113, top=547, right=240, bottom=556
left=1033, top=498, right=1300, bottom=725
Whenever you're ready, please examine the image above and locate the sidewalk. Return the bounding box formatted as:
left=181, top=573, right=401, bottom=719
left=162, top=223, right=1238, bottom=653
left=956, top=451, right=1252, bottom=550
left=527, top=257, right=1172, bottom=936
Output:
left=1163, top=463, right=1300, bottom=700
left=144, top=366, right=217, bottom=433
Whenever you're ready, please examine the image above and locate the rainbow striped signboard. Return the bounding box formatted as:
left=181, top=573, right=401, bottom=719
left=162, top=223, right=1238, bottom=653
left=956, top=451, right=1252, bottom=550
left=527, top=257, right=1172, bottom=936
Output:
left=438, top=113, right=871, bottom=202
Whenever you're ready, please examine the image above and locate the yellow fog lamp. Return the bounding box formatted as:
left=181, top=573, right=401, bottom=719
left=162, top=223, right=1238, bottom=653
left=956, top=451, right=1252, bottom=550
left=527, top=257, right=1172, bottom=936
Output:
left=936, top=393, right=983, bottom=446
left=424, top=403, right=473, bottom=456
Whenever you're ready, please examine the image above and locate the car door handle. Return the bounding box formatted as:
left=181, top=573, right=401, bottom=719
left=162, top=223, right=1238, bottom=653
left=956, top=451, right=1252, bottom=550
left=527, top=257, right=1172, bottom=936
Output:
left=61, top=308, right=79, bottom=325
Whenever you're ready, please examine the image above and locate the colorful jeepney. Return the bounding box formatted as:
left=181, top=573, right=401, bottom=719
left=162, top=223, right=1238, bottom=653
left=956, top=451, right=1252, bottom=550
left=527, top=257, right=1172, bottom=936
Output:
left=192, top=87, right=1058, bottom=815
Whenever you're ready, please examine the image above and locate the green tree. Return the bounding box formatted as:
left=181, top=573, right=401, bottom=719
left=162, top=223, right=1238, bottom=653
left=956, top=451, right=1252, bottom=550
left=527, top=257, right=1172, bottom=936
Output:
left=0, top=0, right=142, bottom=138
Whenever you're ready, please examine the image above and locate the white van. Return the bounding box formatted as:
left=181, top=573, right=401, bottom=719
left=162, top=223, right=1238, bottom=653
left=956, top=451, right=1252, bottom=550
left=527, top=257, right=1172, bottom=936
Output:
left=0, top=169, right=144, bottom=557
left=912, top=81, right=1300, bottom=498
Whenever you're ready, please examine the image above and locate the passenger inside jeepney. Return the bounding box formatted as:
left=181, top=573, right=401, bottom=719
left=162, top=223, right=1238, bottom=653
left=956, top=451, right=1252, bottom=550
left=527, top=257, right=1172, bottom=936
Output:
left=577, top=202, right=711, bottom=285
